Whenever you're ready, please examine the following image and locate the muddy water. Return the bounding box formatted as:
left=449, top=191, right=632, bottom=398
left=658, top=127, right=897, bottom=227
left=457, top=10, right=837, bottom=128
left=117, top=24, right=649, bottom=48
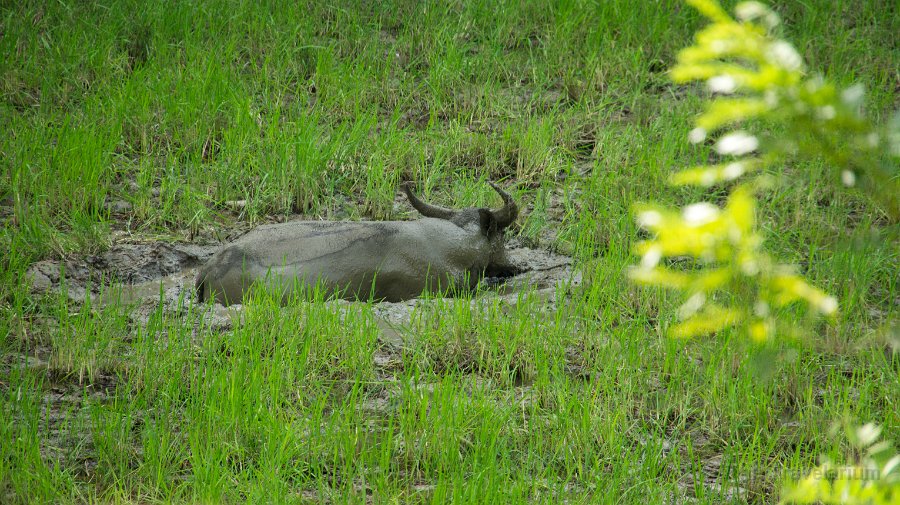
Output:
left=105, top=272, right=189, bottom=305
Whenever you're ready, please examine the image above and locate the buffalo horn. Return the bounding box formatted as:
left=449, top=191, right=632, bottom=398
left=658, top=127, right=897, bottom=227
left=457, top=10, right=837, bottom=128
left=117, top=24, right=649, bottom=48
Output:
left=402, top=182, right=457, bottom=220
left=488, top=182, right=518, bottom=229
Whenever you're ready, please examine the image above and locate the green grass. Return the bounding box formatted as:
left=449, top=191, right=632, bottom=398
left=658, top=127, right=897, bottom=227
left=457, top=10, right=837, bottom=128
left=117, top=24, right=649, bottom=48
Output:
left=1, top=0, right=898, bottom=503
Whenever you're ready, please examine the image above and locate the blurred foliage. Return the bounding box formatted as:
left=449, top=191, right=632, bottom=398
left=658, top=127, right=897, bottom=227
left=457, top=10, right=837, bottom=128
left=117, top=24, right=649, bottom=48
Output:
left=630, top=0, right=899, bottom=341
left=631, top=1, right=900, bottom=502
left=671, top=0, right=900, bottom=217
left=780, top=422, right=900, bottom=505
left=631, top=185, right=836, bottom=339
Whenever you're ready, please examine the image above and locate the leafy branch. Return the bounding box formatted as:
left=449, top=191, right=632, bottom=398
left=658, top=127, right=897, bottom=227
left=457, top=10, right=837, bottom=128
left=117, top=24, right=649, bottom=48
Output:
left=630, top=1, right=900, bottom=501
left=630, top=0, right=899, bottom=341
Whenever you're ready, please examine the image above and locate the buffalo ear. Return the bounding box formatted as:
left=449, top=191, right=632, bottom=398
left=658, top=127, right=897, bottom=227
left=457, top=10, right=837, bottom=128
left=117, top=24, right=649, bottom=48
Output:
left=478, top=209, right=497, bottom=236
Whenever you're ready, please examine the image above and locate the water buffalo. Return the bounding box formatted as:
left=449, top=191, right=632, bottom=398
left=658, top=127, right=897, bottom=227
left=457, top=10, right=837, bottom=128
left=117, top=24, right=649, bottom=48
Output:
left=195, top=182, right=521, bottom=305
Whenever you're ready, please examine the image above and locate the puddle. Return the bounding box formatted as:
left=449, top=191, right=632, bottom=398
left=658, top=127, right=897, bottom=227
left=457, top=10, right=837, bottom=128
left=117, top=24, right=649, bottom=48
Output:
left=105, top=272, right=187, bottom=305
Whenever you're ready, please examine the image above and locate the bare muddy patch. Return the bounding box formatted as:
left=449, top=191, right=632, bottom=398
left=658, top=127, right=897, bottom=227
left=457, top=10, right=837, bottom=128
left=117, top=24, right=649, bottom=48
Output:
left=26, top=242, right=217, bottom=303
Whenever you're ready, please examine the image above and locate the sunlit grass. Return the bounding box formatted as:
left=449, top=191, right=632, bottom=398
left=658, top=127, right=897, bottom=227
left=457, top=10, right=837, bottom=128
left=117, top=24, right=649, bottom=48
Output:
left=1, top=0, right=897, bottom=503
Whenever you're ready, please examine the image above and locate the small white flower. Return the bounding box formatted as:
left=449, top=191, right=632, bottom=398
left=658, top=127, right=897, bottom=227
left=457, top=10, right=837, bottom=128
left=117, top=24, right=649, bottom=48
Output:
left=816, top=106, right=836, bottom=120
left=722, top=162, right=746, bottom=180
left=866, top=132, right=879, bottom=147
left=882, top=455, right=900, bottom=477
left=735, top=262, right=759, bottom=277
left=682, top=203, right=720, bottom=226
left=735, top=2, right=767, bottom=20
left=707, top=75, right=738, bottom=94
left=856, top=423, right=881, bottom=446
left=819, top=296, right=838, bottom=315
left=767, top=41, right=803, bottom=71
left=735, top=1, right=780, bottom=28
left=716, top=132, right=759, bottom=156
left=688, top=127, right=707, bottom=144
left=710, top=40, right=730, bottom=53
left=735, top=1, right=767, bottom=20
left=841, top=84, right=865, bottom=107
left=753, top=300, right=770, bottom=316
left=741, top=259, right=760, bottom=276
left=641, top=246, right=662, bottom=269
left=678, top=293, right=706, bottom=318
left=805, top=77, right=824, bottom=93
left=637, top=210, right=662, bottom=227
left=700, top=171, right=716, bottom=186
left=890, top=130, right=900, bottom=157
left=764, top=90, right=779, bottom=107
left=841, top=170, right=856, bottom=187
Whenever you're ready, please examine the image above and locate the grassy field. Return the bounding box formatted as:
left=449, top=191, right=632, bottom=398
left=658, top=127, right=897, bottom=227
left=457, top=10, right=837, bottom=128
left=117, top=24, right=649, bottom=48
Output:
left=2, top=0, right=898, bottom=502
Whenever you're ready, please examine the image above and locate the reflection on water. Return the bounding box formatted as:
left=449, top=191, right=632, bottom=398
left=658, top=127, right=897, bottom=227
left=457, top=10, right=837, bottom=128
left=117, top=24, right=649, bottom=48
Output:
left=99, top=270, right=195, bottom=307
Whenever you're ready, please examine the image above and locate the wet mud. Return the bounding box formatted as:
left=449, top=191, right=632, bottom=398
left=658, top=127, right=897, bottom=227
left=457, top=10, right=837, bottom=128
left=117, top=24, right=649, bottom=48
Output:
left=26, top=242, right=217, bottom=303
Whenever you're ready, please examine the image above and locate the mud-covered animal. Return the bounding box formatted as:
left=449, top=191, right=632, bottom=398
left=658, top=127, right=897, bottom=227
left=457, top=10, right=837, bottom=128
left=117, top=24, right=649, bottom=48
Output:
left=195, top=182, right=521, bottom=305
